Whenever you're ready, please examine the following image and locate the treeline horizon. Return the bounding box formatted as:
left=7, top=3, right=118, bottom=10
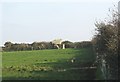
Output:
left=1, top=40, right=92, bottom=51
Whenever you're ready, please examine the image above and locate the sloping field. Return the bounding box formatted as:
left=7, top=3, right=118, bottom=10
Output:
left=2, top=48, right=96, bottom=80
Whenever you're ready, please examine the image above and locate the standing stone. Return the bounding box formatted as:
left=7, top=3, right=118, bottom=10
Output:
left=62, top=44, right=65, bottom=49
left=56, top=44, right=60, bottom=49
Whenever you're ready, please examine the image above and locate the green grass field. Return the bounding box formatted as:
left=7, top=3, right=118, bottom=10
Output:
left=2, top=48, right=96, bottom=80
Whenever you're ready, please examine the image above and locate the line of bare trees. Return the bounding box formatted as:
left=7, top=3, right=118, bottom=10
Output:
left=2, top=41, right=92, bottom=51
left=2, top=41, right=54, bottom=51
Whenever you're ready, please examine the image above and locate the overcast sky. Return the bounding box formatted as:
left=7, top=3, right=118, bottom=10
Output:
left=0, top=0, right=119, bottom=46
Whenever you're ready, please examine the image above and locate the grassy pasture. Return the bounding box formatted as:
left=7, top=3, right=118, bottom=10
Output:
left=2, top=48, right=96, bottom=80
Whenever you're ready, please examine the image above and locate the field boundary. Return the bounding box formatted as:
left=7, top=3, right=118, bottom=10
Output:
left=57, top=66, right=97, bottom=72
